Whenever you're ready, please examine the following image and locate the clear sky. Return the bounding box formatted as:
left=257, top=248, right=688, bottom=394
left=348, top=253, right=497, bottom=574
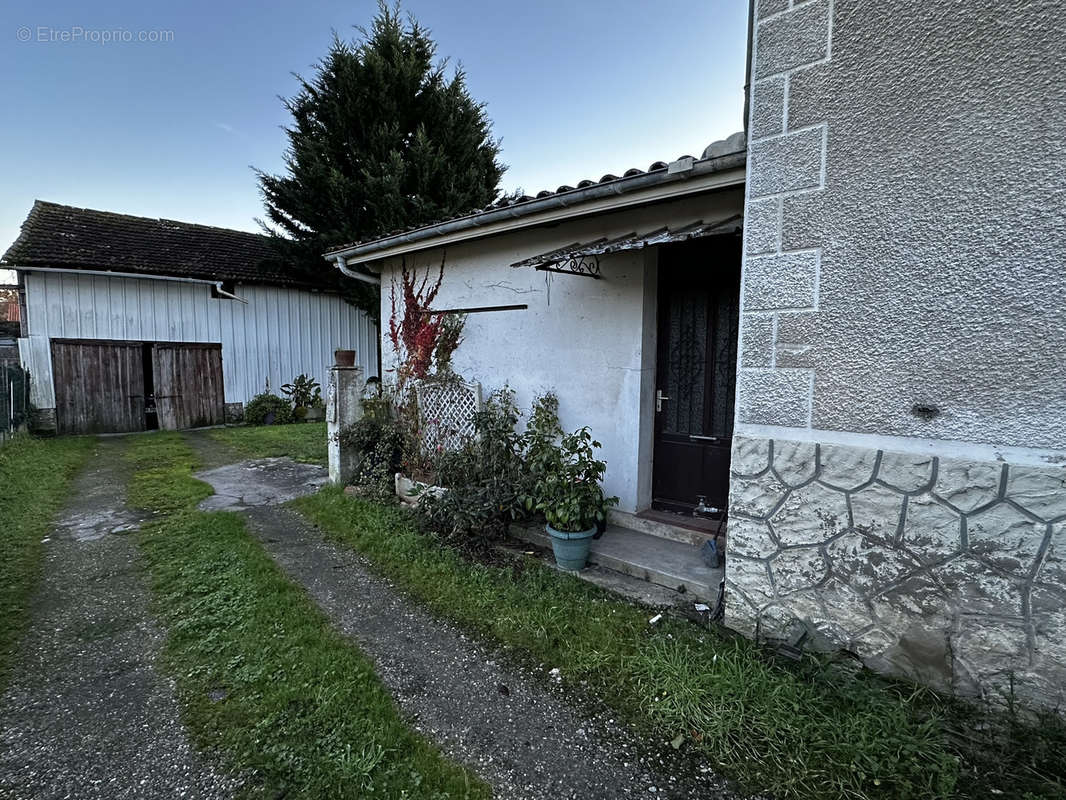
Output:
left=0, top=0, right=748, bottom=260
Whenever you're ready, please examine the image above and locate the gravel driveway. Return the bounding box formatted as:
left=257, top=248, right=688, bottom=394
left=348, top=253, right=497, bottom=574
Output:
left=0, top=436, right=237, bottom=800
left=232, top=496, right=737, bottom=800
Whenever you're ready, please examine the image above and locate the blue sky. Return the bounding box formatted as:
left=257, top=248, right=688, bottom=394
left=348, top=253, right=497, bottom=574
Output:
left=0, top=0, right=747, bottom=258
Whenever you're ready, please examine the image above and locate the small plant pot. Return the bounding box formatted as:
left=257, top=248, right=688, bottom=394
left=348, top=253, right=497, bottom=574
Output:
left=546, top=524, right=596, bottom=570
left=334, top=349, right=356, bottom=367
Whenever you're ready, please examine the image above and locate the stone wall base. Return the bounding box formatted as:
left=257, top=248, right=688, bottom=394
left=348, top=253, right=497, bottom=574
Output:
left=224, top=402, right=244, bottom=424
left=727, top=435, right=1066, bottom=710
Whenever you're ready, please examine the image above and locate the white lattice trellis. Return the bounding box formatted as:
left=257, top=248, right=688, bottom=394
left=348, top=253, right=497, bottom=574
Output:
left=415, top=378, right=482, bottom=453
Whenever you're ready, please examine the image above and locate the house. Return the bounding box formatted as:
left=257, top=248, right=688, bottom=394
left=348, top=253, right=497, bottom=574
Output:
left=328, top=133, right=748, bottom=519
left=327, top=0, right=1066, bottom=709
left=2, top=201, right=378, bottom=434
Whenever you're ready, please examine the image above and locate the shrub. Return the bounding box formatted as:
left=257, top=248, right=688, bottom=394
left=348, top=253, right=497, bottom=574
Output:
left=244, top=392, right=294, bottom=425
left=526, top=426, right=617, bottom=532
left=338, top=408, right=405, bottom=500
left=418, top=388, right=528, bottom=542
left=281, top=374, right=321, bottom=408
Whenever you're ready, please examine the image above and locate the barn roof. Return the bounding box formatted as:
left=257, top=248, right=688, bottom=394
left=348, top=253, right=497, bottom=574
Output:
left=2, top=201, right=336, bottom=291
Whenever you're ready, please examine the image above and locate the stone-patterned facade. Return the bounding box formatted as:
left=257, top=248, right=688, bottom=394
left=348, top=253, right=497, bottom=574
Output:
left=727, top=435, right=1066, bottom=708
left=730, top=0, right=1066, bottom=709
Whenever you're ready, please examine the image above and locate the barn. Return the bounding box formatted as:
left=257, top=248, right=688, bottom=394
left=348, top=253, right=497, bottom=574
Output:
left=2, top=201, right=378, bottom=434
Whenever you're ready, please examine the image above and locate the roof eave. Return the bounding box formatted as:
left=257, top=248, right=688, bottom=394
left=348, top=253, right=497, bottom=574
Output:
left=325, top=150, right=747, bottom=267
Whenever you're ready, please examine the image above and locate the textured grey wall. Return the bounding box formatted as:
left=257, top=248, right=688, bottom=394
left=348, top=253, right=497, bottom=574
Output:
left=738, top=0, right=1066, bottom=449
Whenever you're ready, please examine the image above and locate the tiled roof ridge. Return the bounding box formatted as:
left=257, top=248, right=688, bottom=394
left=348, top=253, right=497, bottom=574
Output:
left=331, top=131, right=747, bottom=252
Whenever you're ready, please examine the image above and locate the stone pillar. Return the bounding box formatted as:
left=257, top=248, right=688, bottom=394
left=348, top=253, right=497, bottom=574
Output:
left=327, top=365, right=364, bottom=486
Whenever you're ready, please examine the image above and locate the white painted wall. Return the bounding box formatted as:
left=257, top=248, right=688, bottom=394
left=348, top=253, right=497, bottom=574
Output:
left=379, top=188, right=744, bottom=512
left=18, top=271, right=378, bottom=408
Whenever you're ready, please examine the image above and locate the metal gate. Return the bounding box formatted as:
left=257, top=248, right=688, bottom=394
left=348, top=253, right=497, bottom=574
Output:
left=0, top=359, right=31, bottom=442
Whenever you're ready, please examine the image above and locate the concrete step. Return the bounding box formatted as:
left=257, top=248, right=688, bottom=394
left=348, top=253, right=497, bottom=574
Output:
left=511, top=522, right=724, bottom=603
left=610, top=509, right=727, bottom=548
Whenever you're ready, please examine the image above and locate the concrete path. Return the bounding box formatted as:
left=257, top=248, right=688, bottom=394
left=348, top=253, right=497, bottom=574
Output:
left=195, top=458, right=327, bottom=512
left=176, top=424, right=735, bottom=800
left=232, top=502, right=735, bottom=800
left=0, top=436, right=237, bottom=800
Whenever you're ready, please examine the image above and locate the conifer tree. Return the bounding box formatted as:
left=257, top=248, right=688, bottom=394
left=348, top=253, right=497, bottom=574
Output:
left=257, top=3, right=505, bottom=318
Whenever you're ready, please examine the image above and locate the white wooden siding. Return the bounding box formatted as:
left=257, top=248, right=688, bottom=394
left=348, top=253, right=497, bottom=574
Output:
left=19, top=271, right=378, bottom=408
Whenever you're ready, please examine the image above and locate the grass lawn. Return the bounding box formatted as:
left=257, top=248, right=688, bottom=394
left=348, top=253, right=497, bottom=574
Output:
left=0, top=434, right=94, bottom=686
left=126, top=434, right=488, bottom=799
left=294, top=488, right=1066, bottom=800
left=208, top=422, right=327, bottom=465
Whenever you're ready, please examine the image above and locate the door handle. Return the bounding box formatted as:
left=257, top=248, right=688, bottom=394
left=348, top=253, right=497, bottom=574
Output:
left=689, top=434, right=720, bottom=443
left=656, top=389, right=670, bottom=412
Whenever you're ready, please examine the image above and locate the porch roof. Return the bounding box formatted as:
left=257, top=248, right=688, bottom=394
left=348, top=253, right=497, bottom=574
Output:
left=509, top=214, right=743, bottom=277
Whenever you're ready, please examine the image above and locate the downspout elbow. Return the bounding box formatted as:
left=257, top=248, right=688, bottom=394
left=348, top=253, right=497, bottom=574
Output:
left=334, top=256, right=381, bottom=286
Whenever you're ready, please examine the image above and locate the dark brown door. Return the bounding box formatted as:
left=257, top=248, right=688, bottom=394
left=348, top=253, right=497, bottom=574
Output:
left=152, top=343, right=224, bottom=430
left=51, top=339, right=146, bottom=435
left=652, top=238, right=740, bottom=513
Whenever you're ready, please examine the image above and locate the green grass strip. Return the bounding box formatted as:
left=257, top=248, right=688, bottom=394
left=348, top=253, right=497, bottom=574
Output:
left=0, top=434, right=94, bottom=685
left=294, top=489, right=969, bottom=800
left=129, top=433, right=488, bottom=799
left=125, top=431, right=214, bottom=513
left=208, top=423, right=328, bottom=465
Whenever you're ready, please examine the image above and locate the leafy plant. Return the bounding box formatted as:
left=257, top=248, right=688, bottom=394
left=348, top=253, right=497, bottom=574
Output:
left=524, top=392, right=563, bottom=486
left=244, top=392, right=294, bottom=426
left=525, top=427, right=617, bottom=533
left=388, top=257, right=445, bottom=389
left=433, top=313, right=465, bottom=375
left=281, top=374, right=321, bottom=409
left=418, top=388, right=527, bottom=541
left=339, top=411, right=406, bottom=500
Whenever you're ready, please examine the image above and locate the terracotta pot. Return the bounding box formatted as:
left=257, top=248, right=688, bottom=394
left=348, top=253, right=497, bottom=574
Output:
left=334, top=349, right=356, bottom=367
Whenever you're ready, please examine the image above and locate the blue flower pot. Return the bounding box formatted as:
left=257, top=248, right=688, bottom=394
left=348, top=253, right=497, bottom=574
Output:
left=546, top=524, right=596, bottom=570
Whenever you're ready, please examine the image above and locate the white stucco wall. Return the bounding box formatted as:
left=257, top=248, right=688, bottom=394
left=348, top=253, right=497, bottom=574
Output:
left=19, top=271, right=378, bottom=408
left=378, top=188, right=743, bottom=512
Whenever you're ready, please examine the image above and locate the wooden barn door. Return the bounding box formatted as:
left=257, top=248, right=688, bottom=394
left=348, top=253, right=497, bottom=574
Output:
left=51, top=339, right=146, bottom=435
left=152, top=343, right=224, bottom=430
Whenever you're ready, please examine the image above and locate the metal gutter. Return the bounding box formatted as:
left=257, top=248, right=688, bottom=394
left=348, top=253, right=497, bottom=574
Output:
left=334, top=256, right=381, bottom=285
left=744, top=0, right=755, bottom=136
left=15, top=266, right=250, bottom=302
left=15, top=266, right=222, bottom=285
left=325, top=150, right=747, bottom=267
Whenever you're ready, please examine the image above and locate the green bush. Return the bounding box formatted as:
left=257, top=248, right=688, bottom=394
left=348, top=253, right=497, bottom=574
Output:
left=244, top=392, right=294, bottom=425
left=419, top=388, right=528, bottom=541
left=338, top=400, right=405, bottom=499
